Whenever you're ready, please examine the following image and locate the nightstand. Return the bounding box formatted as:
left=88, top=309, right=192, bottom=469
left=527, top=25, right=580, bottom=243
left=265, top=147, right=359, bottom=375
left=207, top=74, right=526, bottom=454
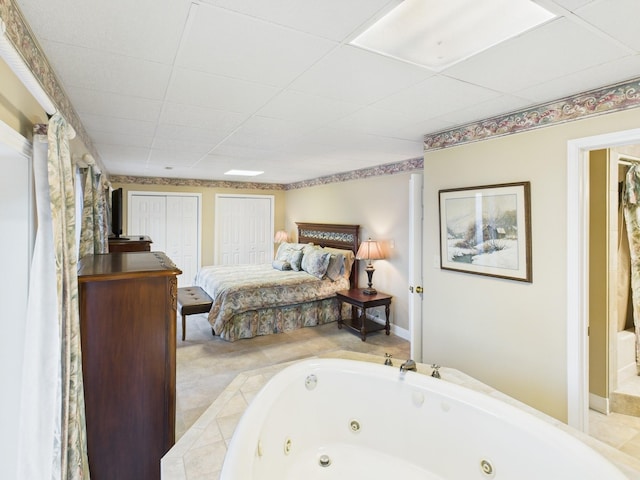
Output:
left=336, top=289, right=392, bottom=341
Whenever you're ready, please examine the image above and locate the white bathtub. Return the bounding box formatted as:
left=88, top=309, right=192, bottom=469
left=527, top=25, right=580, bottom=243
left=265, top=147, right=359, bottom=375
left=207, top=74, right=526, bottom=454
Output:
left=221, top=358, right=626, bottom=480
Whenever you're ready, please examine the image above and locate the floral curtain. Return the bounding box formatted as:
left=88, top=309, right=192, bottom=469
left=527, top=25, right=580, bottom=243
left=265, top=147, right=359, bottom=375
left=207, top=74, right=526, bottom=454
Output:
left=47, top=113, right=91, bottom=479
left=79, top=164, right=109, bottom=257
left=623, top=164, right=640, bottom=368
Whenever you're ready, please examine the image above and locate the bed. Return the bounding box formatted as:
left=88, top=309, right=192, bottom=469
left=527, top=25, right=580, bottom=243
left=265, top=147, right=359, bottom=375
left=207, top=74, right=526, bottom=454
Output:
left=194, top=223, right=360, bottom=341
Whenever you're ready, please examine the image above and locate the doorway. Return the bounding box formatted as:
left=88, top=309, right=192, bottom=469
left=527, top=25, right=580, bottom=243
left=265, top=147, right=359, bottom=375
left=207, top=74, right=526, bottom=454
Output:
left=567, top=127, right=640, bottom=431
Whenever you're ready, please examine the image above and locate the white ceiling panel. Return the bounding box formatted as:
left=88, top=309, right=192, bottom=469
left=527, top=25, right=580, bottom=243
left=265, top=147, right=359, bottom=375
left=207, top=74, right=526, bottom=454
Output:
left=445, top=18, right=630, bottom=93
left=177, top=5, right=337, bottom=87
left=373, top=76, right=501, bottom=122
left=166, top=68, right=279, bottom=113
left=202, top=0, right=395, bottom=41
left=575, top=0, right=640, bottom=51
left=159, top=103, right=245, bottom=133
left=12, top=0, right=640, bottom=183
left=17, top=0, right=192, bottom=64
left=67, top=87, right=163, bottom=123
left=257, top=90, right=362, bottom=126
left=80, top=114, right=157, bottom=137
left=290, top=45, right=433, bottom=105
left=516, top=53, right=640, bottom=104
left=330, top=106, right=419, bottom=137
left=39, top=41, right=173, bottom=101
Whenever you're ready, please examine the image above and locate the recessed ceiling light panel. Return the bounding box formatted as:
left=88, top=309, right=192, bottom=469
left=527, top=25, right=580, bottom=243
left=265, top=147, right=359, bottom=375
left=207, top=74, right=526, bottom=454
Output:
left=350, top=0, right=556, bottom=71
left=224, top=169, right=264, bottom=177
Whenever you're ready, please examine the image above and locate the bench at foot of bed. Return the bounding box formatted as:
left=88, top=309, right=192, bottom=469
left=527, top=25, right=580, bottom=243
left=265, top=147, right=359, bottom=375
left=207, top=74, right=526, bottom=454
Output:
left=177, top=286, right=213, bottom=341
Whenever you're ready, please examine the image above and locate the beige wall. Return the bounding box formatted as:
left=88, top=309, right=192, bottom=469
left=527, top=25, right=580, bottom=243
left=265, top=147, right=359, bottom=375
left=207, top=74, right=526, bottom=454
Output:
left=111, top=181, right=286, bottom=266
left=0, top=57, right=47, bottom=137
left=284, top=172, right=416, bottom=332
left=423, top=107, right=640, bottom=422
left=589, top=149, right=608, bottom=400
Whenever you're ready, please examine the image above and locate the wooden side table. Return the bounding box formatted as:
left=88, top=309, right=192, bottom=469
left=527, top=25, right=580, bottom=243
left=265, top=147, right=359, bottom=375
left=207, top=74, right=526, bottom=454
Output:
left=336, top=289, right=392, bottom=341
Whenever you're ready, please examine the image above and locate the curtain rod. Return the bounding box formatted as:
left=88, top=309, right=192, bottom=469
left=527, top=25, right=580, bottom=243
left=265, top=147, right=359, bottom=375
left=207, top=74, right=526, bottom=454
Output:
left=0, top=19, right=56, bottom=115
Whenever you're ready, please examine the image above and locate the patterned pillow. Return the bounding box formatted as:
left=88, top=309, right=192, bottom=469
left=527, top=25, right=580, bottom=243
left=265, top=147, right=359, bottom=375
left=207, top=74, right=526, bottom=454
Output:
left=276, top=243, right=305, bottom=271
left=325, top=253, right=345, bottom=281
left=301, top=248, right=331, bottom=279
left=272, top=259, right=291, bottom=271
left=289, top=250, right=304, bottom=271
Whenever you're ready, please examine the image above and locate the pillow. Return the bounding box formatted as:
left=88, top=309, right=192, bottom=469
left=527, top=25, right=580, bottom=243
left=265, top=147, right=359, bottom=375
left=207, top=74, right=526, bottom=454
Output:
left=276, top=242, right=305, bottom=271
left=325, top=253, right=345, bottom=281
left=272, top=259, right=291, bottom=271
left=322, top=247, right=355, bottom=278
left=289, top=250, right=304, bottom=271
left=301, top=248, right=331, bottom=279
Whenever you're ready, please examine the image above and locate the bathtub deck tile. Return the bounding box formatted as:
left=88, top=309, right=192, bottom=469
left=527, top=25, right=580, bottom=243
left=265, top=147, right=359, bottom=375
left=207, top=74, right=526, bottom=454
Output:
left=184, top=441, right=227, bottom=480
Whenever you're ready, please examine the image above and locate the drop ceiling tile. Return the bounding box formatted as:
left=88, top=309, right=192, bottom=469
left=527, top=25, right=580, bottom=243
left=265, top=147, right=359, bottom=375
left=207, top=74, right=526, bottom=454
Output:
left=93, top=143, right=151, bottom=167
left=153, top=123, right=229, bottom=145
left=222, top=116, right=317, bottom=150
left=66, top=86, right=163, bottom=122
left=575, top=0, right=640, bottom=51
left=81, top=114, right=157, bottom=137
left=166, top=68, right=279, bottom=113
left=159, top=103, right=246, bottom=133
left=391, top=118, right=457, bottom=141
left=40, top=41, right=172, bottom=100
left=445, top=17, right=629, bottom=93
left=90, top=131, right=154, bottom=149
left=437, top=94, right=534, bottom=127
left=151, top=137, right=216, bottom=156
left=148, top=149, right=204, bottom=167
left=203, top=0, right=392, bottom=41
left=177, top=4, right=337, bottom=87
left=16, top=0, right=192, bottom=64
left=372, top=75, right=501, bottom=122
left=517, top=54, right=640, bottom=103
left=257, top=90, right=362, bottom=126
left=329, top=106, right=418, bottom=137
left=290, top=45, right=433, bottom=105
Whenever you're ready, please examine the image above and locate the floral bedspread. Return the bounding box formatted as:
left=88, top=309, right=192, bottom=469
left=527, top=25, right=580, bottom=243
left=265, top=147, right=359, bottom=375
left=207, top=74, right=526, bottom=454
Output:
left=194, top=263, right=350, bottom=340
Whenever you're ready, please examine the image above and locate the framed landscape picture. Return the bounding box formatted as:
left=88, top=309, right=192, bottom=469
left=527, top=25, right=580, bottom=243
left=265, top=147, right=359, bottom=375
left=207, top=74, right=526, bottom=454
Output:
left=439, top=181, right=532, bottom=282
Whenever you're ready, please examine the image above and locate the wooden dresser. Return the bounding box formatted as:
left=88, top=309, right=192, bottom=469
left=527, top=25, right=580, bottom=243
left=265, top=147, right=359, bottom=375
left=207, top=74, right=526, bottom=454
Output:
left=108, top=235, right=152, bottom=252
left=78, top=252, right=181, bottom=480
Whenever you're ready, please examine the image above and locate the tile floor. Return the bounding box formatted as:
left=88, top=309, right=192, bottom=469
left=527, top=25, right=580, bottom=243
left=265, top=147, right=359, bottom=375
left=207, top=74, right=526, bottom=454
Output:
left=175, top=313, right=640, bottom=466
left=175, top=314, right=411, bottom=439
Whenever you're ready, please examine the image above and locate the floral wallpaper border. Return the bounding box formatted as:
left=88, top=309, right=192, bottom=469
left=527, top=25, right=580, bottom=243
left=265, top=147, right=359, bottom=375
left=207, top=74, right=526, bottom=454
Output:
left=0, top=0, right=99, bottom=163
left=109, top=155, right=425, bottom=191
left=424, top=76, right=640, bottom=151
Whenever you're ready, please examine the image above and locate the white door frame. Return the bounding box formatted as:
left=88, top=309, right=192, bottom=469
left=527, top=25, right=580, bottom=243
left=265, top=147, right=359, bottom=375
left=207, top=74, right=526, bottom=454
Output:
left=127, top=190, right=202, bottom=271
left=567, top=127, right=640, bottom=431
left=409, top=173, right=423, bottom=362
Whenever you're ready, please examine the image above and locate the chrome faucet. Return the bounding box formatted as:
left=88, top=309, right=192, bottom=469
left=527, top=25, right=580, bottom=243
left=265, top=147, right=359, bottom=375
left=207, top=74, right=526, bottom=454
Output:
left=431, top=364, right=441, bottom=379
left=384, top=353, right=393, bottom=366
left=399, top=359, right=417, bottom=373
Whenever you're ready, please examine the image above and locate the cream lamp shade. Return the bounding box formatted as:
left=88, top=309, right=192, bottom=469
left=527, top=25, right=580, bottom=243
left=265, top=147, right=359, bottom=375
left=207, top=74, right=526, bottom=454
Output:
left=356, top=238, right=384, bottom=295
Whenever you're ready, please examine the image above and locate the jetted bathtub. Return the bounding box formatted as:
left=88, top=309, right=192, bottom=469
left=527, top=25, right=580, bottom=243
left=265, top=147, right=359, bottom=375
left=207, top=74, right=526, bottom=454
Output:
left=221, top=358, right=627, bottom=479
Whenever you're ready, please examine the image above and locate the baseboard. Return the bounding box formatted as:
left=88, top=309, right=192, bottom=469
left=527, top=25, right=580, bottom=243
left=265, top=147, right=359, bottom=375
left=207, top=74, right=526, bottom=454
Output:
left=589, top=393, right=609, bottom=414
left=366, top=314, right=410, bottom=340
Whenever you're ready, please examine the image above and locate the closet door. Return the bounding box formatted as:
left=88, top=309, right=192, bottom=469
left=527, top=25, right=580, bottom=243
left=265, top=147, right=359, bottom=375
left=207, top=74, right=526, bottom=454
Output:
left=216, top=194, right=274, bottom=265
left=128, top=192, right=201, bottom=287
left=130, top=194, right=167, bottom=252
left=166, top=196, right=199, bottom=286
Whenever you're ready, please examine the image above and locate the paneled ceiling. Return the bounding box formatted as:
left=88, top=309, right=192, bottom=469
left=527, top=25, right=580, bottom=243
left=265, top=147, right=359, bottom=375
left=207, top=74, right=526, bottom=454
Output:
left=14, top=0, right=640, bottom=184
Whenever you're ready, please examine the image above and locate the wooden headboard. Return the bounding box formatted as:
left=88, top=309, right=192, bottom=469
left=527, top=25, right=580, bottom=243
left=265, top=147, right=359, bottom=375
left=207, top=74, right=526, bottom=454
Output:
left=296, top=222, right=360, bottom=288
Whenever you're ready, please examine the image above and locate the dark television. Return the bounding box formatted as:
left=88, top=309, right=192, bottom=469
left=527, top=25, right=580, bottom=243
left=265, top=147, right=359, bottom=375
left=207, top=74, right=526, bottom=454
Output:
left=111, top=187, right=123, bottom=238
